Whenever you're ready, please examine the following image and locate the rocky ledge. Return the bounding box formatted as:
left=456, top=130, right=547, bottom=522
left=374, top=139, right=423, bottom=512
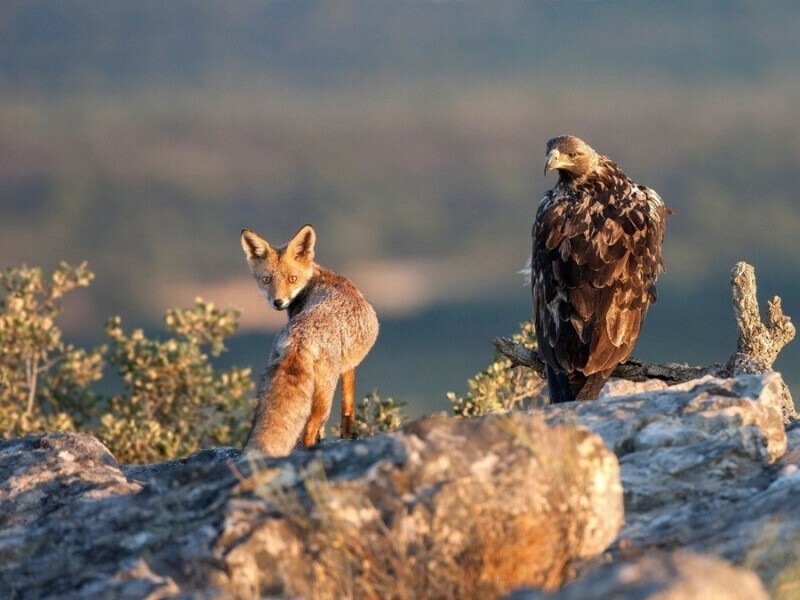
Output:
left=1, top=372, right=797, bottom=599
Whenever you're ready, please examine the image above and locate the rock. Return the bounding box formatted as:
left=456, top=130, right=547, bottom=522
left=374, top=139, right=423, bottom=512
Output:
left=601, top=377, right=671, bottom=396
left=548, top=374, right=785, bottom=551
left=538, top=372, right=797, bottom=594
left=220, top=413, right=623, bottom=598
left=603, top=370, right=797, bottom=424
left=2, top=371, right=796, bottom=598
left=121, top=446, right=242, bottom=483
left=0, top=432, right=232, bottom=599
left=546, top=373, right=787, bottom=464
left=508, top=550, right=769, bottom=600
left=0, top=413, right=622, bottom=599
left=669, top=419, right=800, bottom=593
left=0, top=432, right=141, bottom=530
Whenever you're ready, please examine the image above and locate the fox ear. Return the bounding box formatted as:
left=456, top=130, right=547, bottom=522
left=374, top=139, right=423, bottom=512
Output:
left=288, top=224, right=316, bottom=263
left=241, top=229, right=271, bottom=259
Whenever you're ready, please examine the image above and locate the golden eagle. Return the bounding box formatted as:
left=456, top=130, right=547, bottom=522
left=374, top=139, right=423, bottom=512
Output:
left=529, top=135, right=670, bottom=402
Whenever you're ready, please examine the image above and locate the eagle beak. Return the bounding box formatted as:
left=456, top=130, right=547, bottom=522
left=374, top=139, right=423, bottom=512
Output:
left=544, top=149, right=561, bottom=176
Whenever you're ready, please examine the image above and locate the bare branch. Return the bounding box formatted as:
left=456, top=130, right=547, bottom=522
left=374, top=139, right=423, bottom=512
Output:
left=491, top=337, right=546, bottom=377
left=607, top=357, right=710, bottom=384
left=491, top=339, right=709, bottom=385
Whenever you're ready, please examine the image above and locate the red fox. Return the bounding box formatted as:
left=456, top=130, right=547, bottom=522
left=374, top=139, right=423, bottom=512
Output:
left=240, top=225, right=379, bottom=456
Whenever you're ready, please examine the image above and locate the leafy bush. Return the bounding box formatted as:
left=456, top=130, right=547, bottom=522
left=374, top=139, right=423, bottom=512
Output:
left=448, top=320, right=546, bottom=418
left=352, top=391, right=407, bottom=437
left=99, top=299, right=253, bottom=462
left=330, top=391, right=407, bottom=439
left=0, top=262, right=104, bottom=437
left=0, top=262, right=253, bottom=463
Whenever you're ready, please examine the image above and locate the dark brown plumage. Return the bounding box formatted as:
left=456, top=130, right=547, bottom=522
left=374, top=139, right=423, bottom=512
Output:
left=529, top=135, right=671, bottom=402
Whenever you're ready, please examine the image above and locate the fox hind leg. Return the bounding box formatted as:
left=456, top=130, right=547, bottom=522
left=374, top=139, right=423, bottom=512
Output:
left=340, top=368, right=356, bottom=440
left=303, top=374, right=337, bottom=447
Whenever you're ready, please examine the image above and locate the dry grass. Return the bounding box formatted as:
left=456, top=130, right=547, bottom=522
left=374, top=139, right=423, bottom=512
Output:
left=473, top=416, right=594, bottom=591
left=742, top=519, right=800, bottom=600
left=246, top=415, right=606, bottom=599
left=249, top=460, right=422, bottom=600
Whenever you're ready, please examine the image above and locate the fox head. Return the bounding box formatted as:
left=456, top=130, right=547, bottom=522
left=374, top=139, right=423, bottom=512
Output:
left=240, top=225, right=316, bottom=311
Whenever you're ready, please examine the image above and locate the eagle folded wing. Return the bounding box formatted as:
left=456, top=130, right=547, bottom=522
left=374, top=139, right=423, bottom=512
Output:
left=533, top=186, right=666, bottom=378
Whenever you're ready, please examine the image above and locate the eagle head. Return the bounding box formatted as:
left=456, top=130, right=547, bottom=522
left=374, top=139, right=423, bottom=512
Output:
left=544, top=135, right=600, bottom=178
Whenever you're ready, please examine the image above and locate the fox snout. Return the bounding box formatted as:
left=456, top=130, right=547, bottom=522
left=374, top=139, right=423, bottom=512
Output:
left=259, top=280, right=303, bottom=311
left=258, top=288, right=290, bottom=311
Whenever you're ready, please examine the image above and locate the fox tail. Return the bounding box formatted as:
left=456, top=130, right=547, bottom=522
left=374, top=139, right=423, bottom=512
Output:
left=245, top=346, right=315, bottom=456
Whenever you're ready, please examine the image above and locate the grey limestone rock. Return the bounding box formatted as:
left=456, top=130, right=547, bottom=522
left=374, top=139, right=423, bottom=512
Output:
left=0, top=412, right=621, bottom=599
left=207, top=412, right=624, bottom=598
left=1, top=371, right=796, bottom=598
left=508, top=550, right=768, bottom=600
left=538, top=372, right=797, bottom=595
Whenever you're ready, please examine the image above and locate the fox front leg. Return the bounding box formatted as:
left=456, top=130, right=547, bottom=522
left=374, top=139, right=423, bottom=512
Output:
left=340, top=368, right=356, bottom=439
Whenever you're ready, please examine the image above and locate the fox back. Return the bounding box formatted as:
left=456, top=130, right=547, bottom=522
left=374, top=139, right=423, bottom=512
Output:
left=240, top=225, right=379, bottom=455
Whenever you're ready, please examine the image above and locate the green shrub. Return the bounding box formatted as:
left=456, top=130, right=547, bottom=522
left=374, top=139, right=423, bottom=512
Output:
left=330, top=391, right=408, bottom=439
left=0, top=262, right=253, bottom=463
left=354, top=391, right=407, bottom=437
left=448, top=320, right=546, bottom=418
left=100, top=299, right=253, bottom=462
left=0, top=262, right=104, bottom=437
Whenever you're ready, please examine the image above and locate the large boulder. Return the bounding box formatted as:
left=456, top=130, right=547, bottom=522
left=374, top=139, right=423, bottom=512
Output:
left=539, top=372, right=796, bottom=595
left=219, top=413, right=623, bottom=598
left=0, top=432, right=231, bottom=599
left=0, top=413, right=622, bottom=599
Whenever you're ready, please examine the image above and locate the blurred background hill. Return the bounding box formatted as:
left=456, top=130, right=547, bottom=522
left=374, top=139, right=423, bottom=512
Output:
left=1, top=0, right=798, bottom=413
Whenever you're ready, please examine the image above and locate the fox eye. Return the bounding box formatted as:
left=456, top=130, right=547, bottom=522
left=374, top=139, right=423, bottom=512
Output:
left=261, top=276, right=272, bottom=284
left=288, top=275, right=298, bottom=283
